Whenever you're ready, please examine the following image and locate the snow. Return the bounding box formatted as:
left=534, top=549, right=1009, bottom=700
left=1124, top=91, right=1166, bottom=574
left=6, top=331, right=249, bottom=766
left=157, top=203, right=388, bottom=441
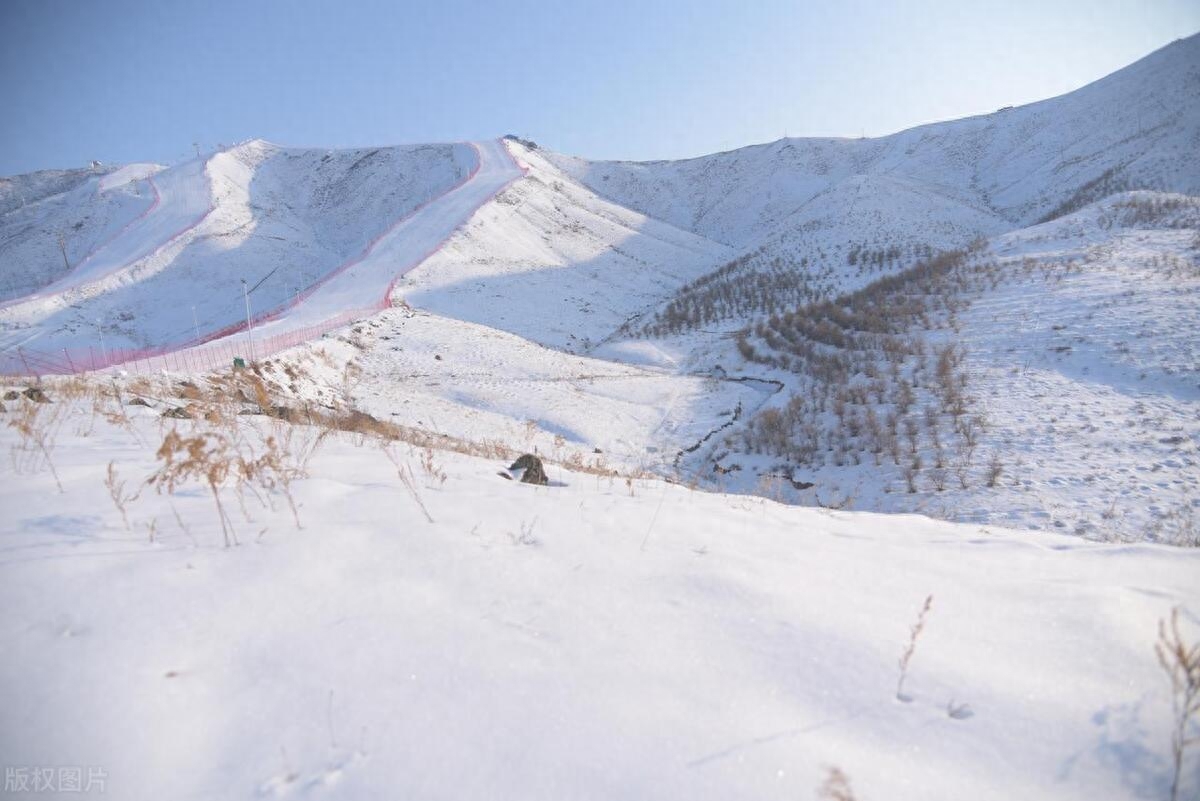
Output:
left=0, top=140, right=476, bottom=354
left=0, top=36, right=1197, bottom=800
left=549, top=34, right=1200, bottom=269
left=97, top=163, right=163, bottom=194
left=17, top=156, right=211, bottom=302
left=0, top=167, right=156, bottom=304
left=396, top=142, right=733, bottom=353
left=644, top=190, right=1200, bottom=545
left=261, top=307, right=763, bottom=475
left=245, top=139, right=521, bottom=336
left=0, top=393, right=1196, bottom=800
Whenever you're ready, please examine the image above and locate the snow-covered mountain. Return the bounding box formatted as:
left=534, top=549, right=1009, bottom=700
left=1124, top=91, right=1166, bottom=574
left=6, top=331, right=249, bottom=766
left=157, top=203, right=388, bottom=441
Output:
left=549, top=33, right=1200, bottom=271
left=0, top=34, right=1196, bottom=549
left=0, top=141, right=475, bottom=351
left=396, top=142, right=732, bottom=353
left=2, top=29, right=1199, bottom=801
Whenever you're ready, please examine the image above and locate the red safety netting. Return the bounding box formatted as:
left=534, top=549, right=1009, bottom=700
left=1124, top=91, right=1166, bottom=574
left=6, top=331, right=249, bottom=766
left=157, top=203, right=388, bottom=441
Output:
left=1, top=140, right=530, bottom=379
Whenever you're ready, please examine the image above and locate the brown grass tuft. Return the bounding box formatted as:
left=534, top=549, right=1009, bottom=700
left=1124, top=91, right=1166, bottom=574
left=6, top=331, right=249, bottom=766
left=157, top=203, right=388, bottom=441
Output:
left=1156, top=607, right=1200, bottom=801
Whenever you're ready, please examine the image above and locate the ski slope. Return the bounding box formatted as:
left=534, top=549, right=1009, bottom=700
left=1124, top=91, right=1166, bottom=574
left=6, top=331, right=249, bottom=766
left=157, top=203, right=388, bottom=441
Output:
left=0, top=166, right=158, bottom=304
left=0, top=140, right=482, bottom=365
left=236, top=139, right=525, bottom=343
left=10, top=158, right=207, bottom=305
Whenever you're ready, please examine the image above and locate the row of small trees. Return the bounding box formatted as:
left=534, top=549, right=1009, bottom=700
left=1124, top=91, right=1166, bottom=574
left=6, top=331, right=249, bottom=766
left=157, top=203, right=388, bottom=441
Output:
left=627, top=237, right=936, bottom=339
left=733, top=244, right=998, bottom=493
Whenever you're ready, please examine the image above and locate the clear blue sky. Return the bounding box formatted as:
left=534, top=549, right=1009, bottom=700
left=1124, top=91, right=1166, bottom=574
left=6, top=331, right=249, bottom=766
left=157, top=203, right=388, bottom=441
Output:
left=1, top=0, right=1197, bottom=175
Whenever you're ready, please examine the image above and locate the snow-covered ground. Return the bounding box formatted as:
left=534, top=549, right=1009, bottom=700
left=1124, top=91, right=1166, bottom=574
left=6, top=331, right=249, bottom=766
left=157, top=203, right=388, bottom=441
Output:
left=0, top=35, right=1198, bottom=801
left=0, top=390, right=1196, bottom=801
left=636, top=192, right=1200, bottom=545
left=260, top=306, right=765, bottom=475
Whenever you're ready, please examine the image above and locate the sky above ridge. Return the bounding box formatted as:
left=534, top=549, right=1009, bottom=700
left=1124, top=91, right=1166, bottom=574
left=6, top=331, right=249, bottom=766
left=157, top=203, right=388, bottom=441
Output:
left=0, top=0, right=1197, bottom=174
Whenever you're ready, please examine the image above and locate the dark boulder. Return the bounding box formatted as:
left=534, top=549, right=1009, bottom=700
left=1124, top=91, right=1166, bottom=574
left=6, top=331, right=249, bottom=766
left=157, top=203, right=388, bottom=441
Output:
left=268, top=405, right=295, bottom=422
left=508, top=453, right=548, bottom=486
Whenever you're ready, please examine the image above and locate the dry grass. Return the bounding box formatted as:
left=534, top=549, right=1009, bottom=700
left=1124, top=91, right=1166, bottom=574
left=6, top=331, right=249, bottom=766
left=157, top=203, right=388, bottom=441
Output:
left=896, top=594, right=934, bottom=701
left=382, top=442, right=434, bottom=524
left=6, top=392, right=67, bottom=492
left=1156, top=607, right=1200, bottom=801
left=419, top=447, right=447, bottom=487
left=817, top=766, right=859, bottom=801
left=9, top=366, right=640, bottom=545
left=105, top=461, right=139, bottom=530
left=147, top=430, right=239, bottom=546
left=145, top=426, right=307, bottom=547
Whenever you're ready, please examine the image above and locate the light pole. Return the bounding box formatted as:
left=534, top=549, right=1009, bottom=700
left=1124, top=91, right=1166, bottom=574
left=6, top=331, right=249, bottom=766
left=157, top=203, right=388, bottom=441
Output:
left=95, top=317, right=108, bottom=366
left=241, top=279, right=255, bottom=362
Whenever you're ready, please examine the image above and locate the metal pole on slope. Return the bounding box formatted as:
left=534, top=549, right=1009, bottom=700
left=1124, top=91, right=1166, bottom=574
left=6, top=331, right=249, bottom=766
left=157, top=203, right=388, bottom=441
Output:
left=95, top=318, right=108, bottom=366
left=242, top=279, right=256, bottom=363
left=192, top=306, right=200, bottom=343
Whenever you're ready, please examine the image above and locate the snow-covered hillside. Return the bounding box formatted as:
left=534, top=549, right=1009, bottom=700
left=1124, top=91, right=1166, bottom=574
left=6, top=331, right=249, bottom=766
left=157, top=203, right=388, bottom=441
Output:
left=1, top=385, right=1196, bottom=801
left=652, top=191, right=1200, bottom=544
left=550, top=34, right=1200, bottom=273
left=0, top=141, right=475, bottom=353
left=2, top=21, right=1199, bottom=801
left=254, top=305, right=765, bottom=477
left=0, top=36, right=1193, bottom=550
left=395, top=141, right=733, bottom=353
left=0, top=164, right=112, bottom=216
left=0, top=163, right=155, bottom=302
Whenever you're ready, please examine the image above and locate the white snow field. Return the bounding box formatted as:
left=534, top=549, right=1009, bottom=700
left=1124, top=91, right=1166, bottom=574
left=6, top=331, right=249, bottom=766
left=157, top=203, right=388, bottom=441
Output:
left=0, top=396, right=1197, bottom=801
